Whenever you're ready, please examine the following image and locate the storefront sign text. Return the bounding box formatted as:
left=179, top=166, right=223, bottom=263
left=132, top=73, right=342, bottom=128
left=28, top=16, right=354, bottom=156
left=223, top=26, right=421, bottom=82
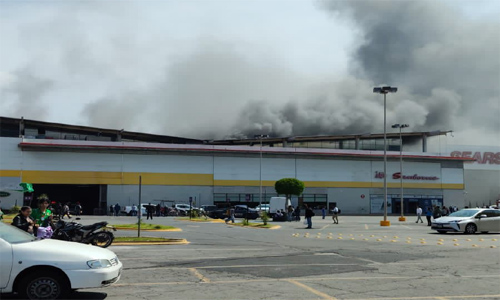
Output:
left=374, top=171, right=439, bottom=180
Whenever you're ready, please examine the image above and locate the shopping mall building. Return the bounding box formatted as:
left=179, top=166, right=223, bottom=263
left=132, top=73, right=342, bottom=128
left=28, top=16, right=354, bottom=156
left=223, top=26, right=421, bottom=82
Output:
left=1, top=116, right=494, bottom=215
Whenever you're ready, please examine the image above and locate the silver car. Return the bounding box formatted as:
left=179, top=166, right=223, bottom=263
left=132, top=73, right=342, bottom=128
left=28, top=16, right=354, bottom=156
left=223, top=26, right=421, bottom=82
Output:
left=431, top=208, right=500, bottom=234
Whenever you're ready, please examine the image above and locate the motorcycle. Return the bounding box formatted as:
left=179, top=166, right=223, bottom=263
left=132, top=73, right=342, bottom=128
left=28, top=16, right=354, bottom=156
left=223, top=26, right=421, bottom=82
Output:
left=52, top=220, right=116, bottom=248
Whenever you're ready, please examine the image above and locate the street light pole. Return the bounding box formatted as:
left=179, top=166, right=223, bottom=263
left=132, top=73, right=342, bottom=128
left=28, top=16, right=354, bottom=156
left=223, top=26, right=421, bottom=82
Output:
left=254, top=134, right=269, bottom=210
left=392, top=123, right=409, bottom=222
left=373, top=86, right=398, bottom=227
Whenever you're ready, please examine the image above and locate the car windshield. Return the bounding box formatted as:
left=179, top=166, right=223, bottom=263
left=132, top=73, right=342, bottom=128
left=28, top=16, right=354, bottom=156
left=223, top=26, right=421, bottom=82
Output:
left=0, top=222, right=37, bottom=244
left=448, top=209, right=481, bottom=217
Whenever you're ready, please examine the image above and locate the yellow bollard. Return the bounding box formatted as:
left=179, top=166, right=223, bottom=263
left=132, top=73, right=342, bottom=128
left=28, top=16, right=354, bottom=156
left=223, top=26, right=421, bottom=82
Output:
left=391, top=240, right=397, bottom=242
left=338, top=237, right=343, bottom=240
left=406, top=241, right=411, bottom=244
left=376, top=239, right=382, bottom=241
left=437, top=242, right=443, bottom=245
left=454, top=243, right=460, bottom=246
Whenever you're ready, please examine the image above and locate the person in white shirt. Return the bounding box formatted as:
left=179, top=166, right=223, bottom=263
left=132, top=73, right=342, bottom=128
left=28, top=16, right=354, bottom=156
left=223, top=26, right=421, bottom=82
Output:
left=416, top=206, right=423, bottom=223
left=332, top=206, right=339, bottom=224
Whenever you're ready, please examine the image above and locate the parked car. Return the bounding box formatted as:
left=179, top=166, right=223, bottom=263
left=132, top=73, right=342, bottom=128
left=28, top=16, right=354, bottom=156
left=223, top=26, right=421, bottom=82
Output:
left=200, top=205, right=217, bottom=213
left=431, top=208, right=500, bottom=234
left=209, top=208, right=229, bottom=219
left=0, top=222, right=122, bottom=299
left=233, top=206, right=259, bottom=220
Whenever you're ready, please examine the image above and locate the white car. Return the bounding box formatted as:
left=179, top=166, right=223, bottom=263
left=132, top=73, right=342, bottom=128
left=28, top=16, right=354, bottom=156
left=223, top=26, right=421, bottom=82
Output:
left=0, top=222, right=122, bottom=299
left=431, top=208, right=500, bottom=234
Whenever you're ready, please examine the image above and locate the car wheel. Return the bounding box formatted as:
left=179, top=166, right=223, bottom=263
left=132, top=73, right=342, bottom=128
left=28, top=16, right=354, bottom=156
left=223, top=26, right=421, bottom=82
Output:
left=19, top=271, right=69, bottom=299
left=465, top=223, right=477, bottom=234
left=437, top=230, right=447, bottom=234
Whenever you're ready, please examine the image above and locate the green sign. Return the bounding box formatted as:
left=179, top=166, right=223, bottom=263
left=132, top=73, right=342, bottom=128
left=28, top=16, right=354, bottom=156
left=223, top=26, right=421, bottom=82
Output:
left=0, top=191, right=11, bottom=197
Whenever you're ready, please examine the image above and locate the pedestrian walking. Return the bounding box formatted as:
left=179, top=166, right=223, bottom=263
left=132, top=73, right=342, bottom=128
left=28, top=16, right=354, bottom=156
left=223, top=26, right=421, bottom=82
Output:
left=425, top=207, right=432, bottom=226
left=415, top=206, right=423, bottom=223
left=131, top=204, right=138, bottom=216
left=62, top=203, right=71, bottom=219
left=225, top=206, right=235, bottom=224
left=304, top=204, right=314, bottom=229
left=332, top=206, right=339, bottom=224
left=109, top=205, right=114, bottom=216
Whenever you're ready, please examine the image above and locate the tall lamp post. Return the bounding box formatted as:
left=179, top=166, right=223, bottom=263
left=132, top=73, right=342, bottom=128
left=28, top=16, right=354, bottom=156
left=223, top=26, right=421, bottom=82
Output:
left=392, top=123, right=409, bottom=222
left=254, top=134, right=269, bottom=209
left=373, top=86, right=398, bottom=227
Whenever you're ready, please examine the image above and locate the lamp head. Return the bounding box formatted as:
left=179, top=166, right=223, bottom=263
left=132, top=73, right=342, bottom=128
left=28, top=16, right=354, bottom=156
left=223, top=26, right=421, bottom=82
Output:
left=373, top=86, right=398, bottom=94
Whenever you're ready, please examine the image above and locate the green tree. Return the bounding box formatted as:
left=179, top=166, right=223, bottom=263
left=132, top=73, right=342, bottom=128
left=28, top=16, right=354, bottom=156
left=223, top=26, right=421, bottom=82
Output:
left=274, top=178, right=305, bottom=201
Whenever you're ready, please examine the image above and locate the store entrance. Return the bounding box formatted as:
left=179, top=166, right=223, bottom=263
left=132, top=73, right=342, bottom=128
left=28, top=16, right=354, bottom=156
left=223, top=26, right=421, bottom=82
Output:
left=31, top=184, right=101, bottom=215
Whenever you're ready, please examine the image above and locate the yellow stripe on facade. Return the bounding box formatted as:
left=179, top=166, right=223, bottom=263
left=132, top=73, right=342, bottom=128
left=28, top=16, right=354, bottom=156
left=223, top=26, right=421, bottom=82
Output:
left=0, top=170, right=463, bottom=189
left=0, top=170, right=22, bottom=177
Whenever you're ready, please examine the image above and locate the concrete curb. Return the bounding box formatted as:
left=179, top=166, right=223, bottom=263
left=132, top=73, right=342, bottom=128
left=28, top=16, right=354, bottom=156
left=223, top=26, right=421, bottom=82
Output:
left=112, top=239, right=189, bottom=246
left=226, top=223, right=281, bottom=230
left=176, top=218, right=226, bottom=223
left=114, top=227, right=182, bottom=232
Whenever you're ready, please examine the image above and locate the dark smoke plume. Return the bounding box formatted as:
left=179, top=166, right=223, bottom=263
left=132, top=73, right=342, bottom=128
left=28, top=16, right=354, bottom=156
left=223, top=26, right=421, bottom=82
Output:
left=231, top=0, right=499, bottom=142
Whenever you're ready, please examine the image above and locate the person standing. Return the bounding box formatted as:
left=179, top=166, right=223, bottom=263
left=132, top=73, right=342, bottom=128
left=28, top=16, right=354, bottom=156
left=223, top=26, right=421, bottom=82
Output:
left=156, top=203, right=161, bottom=217
left=304, top=204, right=314, bottom=229
left=415, top=206, right=423, bottom=223
left=75, top=202, right=82, bottom=216
left=332, top=206, right=339, bottom=224
left=131, top=204, right=138, bottom=216
left=425, top=207, right=433, bottom=226
left=294, top=206, right=301, bottom=221
left=146, top=203, right=154, bottom=220
left=114, top=203, right=121, bottom=217
left=287, top=205, right=294, bottom=222
left=12, top=206, right=35, bottom=234
left=31, top=198, right=54, bottom=239
left=321, top=206, right=326, bottom=219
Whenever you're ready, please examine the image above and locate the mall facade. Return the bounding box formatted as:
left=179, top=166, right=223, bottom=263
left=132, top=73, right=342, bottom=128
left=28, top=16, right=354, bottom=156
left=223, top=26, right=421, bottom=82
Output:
left=0, top=117, right=472, bottom=215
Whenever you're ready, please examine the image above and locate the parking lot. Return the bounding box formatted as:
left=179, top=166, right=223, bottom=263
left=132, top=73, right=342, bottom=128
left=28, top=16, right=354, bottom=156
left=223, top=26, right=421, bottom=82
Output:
left=72, top=215, right=500, bottom=300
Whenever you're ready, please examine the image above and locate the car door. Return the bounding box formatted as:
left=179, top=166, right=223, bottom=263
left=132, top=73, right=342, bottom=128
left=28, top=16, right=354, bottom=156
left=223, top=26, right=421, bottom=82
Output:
left=487, top=210, right=500, bottom=232
left=478, top=210, right=497, bottom=232
left=0, top=238, right=13, bottom=289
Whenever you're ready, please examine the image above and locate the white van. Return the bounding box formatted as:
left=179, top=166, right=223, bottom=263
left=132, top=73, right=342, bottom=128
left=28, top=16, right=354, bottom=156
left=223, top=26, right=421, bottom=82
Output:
left=269, top=197, right=291, bottom=216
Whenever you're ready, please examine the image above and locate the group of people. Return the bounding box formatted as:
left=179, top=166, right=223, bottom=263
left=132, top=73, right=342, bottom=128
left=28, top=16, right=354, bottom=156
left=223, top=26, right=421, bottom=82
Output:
left=415, top=205, right=460, bottom=226
left=11, top=198, right=55, bottom=239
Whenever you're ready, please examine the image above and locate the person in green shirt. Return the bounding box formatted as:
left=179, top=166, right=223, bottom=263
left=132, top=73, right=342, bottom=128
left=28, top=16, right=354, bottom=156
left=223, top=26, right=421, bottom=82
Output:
left=31, top=198, right=53, bottom=228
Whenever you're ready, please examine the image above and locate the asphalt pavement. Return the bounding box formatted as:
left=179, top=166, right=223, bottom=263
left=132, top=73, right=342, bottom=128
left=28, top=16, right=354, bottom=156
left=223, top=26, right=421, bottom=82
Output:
left=63, top=215, right=500, bottom=300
